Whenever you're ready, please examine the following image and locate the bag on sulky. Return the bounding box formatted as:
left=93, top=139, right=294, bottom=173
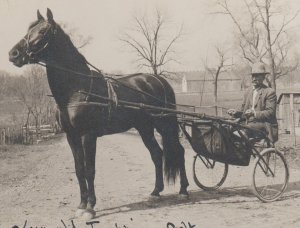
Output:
left=191, top=121, right=251, bottom=166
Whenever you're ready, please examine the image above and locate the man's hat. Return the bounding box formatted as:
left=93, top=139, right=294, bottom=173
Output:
left=251, top=62, right=269, bottom=75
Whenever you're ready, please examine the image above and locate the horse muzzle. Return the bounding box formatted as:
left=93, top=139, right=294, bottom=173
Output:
left=9, top=48, right=30, bottom=67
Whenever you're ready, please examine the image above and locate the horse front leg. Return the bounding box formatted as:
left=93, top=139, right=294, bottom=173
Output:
left=66, top=133, right=88, bottom=217
left=81, top=133, right=97, bottom=220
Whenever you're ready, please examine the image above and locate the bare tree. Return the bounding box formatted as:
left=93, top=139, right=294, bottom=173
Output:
left=215, top=0, right=299, bottom=90
left=204, top=47, right=232, bottom=115
left=120, top=9, right=183, bottom=78
left=0, top=70, right=17, bottom=99
left=60, top=23, right=93, bottom=49
left=13, top=66, right=55, bottom=139
left=0, top=73, right=8, bottom=99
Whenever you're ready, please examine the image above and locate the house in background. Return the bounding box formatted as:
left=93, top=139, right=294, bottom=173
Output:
left=168, top=70, right=245, bottom=115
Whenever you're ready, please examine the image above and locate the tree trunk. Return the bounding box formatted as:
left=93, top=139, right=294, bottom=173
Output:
left=265, top=1, right=276, bottom=91
left=214, top=79, right=218, bottom=116
left=266, top=31, right=276, bottom=90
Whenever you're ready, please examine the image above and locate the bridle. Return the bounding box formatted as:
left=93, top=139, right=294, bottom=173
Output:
left=22, top=21, right=56, bottom=62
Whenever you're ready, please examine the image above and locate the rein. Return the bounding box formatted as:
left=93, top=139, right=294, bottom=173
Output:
left=37, top=61, right=174, bottom=107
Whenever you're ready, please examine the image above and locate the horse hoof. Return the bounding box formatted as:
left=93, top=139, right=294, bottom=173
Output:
left=179, top=193, right=189, bottom=199
left=149, top=194, right=160, bottom=199
left=82, top=210, right=96, bottom=221
left=148, top=193, right=161, bottom=202
left=179, top=189, right=189, bottom=199
left=150, top=188, right=161, bottom=196
left=75, top=208, right=86, bottom=218
left=150, top=192, right=160, bottom=198
left=75, top=209, right=86, bottom=218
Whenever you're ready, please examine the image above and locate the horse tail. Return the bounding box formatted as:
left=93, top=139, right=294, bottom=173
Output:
left=135, top=74, right=185, bottom=184
left=155, top=79, right=184, bottom=184
left=161, top=116, right=184, bottom=184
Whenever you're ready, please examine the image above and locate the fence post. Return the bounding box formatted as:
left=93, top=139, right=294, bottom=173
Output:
left=3, top=129, right=6, bottom=145
left=219, top=107, right=223, bottom=117
left=12, top=127, right=14, bottom=144
left=21, top=125, right=24, bottom=144
left=0, top=129, right=4, bottom=145
left=290, top=94, right=296, bottom=146
left=7, top=127, right=10, bottom=145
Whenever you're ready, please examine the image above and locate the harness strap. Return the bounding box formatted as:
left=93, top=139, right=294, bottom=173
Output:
left=107, top=79, right=118, bottom=107
left=106, top=79, right=118, bottom=122
left=148, top=75, right=168, bottom=107
left=85, top=71, right=94, bottom=101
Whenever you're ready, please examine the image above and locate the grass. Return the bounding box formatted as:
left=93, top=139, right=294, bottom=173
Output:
left=0, top=133, right=64, bottom=158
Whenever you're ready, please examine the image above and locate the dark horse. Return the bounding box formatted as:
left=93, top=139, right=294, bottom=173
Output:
left=9, top=9, right=189, bottom=219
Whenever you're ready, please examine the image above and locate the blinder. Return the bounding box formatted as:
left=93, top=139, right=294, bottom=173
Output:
left=23, top=21, right=56, bottom=63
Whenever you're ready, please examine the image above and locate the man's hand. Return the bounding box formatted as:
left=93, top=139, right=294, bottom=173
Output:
left=227, top=109, right=237, bottom=116
left=244, top=109, right=255, bottom=118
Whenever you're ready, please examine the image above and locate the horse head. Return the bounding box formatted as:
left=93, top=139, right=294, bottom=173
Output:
left=9, top=8, right=58, bottom=67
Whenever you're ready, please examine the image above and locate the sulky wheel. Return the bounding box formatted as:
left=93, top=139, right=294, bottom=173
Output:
left=193, top=154, right=228, bottom=191
left=252, top=148, right=289, bottom=202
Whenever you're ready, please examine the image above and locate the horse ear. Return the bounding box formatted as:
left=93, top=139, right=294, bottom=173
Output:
left=37, top=10, right=44, bottom=21
left=46, top=8, right=54, bottom=23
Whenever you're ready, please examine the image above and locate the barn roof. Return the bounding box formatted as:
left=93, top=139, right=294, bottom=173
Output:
left=277, top=88, right=300, bottom=104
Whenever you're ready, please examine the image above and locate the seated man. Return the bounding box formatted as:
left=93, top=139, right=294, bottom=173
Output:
left=227, top=62, right=278, bottom=143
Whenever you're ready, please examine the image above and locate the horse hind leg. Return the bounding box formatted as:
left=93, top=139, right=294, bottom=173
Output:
left=156, top=119, right=189, bottom=196
left=137, top=126, right=164, bottom=197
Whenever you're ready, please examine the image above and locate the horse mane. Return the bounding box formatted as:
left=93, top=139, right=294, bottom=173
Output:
left=55, top=23, right=88, bottom=67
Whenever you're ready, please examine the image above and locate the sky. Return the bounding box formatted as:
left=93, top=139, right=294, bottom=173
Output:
left=1, top=0, right=300, bottom=75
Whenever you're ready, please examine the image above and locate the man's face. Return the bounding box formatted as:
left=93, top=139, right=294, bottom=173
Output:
left=251, top=74, right=265, bottom=88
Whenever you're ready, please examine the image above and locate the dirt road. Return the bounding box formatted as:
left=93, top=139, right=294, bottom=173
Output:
left=0, top=133, right=300, bottom=228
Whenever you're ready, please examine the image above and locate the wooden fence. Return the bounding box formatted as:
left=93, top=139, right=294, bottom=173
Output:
left=0, top=123, right=60, bottom=145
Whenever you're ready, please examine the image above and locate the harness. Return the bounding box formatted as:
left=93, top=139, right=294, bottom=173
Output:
left=23, top=21, right=173, bottom=120
left=83, top=71, right=117, bottom=122
left=85, top=64, right=169, bottom=120
left=107, top=79, right=118, bottom=107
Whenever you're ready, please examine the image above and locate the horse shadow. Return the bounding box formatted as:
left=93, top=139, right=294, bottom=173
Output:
left=94, top=181, right=300, bottom=218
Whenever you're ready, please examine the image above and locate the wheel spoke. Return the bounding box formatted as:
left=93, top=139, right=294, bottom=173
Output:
left=193, top=155, right=228, bottom=191
left=252, top=148, right=289, bottom=202
left=260, top=186, right=280, bottom=197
